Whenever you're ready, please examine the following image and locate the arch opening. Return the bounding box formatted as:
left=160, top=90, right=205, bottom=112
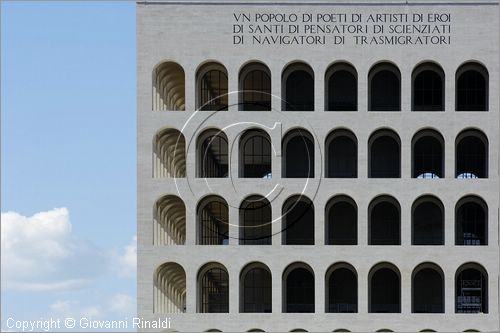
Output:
left=282, top=63, right=314, bottom=111
left=412, top=131, right=444, bottom=179
left=155, top=262, right=186, bottom=313
left=282, top=196, right=314, bottom=245
left=153, top=61, right=185, bottom=111
left=153, top=128, right=186, bottom=178
left=325, top=63, right=357, bottom=111
left=455, top=197, right=487, bottom=246
left=198, top=263, right=229, bottom=313
left=197, top=62, right=228, bottom=111
left=197, top=129, right=229, bottom=178
left=284, top=265, right=315, bottom=313
left=326, top=196, right=357, bottom=245
left=241, top=264, right=272, bottom=313
left=412, top=198, right=444, bottom=245
left=412, top=63, right=444, bottom=111
left=326, top=130, right=357, bottom=178
left=412, top=265, right=444, bottom=313
left=154, top=195, right=186, bottom=245
left=240, top=196, right=272, bottom=245
left=369, top=63, right=401, bottom=111
left=369, top=265, right=401, bottom=313
left=369, top=197, right=400, bottom=245
left=369, top=130, right=400, bottom=178
left=240, top=129, right=272, bottom=178
left=326, top=265, right=358, bottom=313
left=456, top=264, right=488, bottom=313
left=239, top=62, right=271, bottom=111
left=282, top=129, right=315, bottom=178
left=197, top=196, right=229, bottom=245
left=455, top=130, right=488, bottom=179
left=456, top=63, right=488, bottom=111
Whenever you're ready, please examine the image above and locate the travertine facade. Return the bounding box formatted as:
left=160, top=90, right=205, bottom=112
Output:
left=137, top=1, right=500, bottom=331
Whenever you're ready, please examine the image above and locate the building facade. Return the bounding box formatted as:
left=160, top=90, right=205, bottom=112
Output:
left=137, top=1, right=500, bottom=331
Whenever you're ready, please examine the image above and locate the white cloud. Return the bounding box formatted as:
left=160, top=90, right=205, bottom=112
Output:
left=50, top=300, right=101, bottom=319
left=1, top=208, right=137, bottom=327
left=115, top=236, right=137, bottom=278
left=1, top=208, right=107, bottom=291
left=108, top=293, right=135, bottom=315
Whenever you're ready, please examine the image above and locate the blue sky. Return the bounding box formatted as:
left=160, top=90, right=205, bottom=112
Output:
left=1, top=1, right=136, bottom=330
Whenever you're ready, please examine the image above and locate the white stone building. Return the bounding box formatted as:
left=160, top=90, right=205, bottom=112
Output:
left=137, top=1, right=500, bottom=331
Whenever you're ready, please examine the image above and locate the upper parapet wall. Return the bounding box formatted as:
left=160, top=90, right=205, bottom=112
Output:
left=137, top=0, right=499, bottom=5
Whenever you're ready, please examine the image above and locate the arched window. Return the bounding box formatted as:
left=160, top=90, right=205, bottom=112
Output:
left=369, top=62, right=401, bottom=111
left=412, top=62, right=444, bottom=111
left=282, top=62, right=314, bottom=111
left=455, top=196, right=487, bottom=246
left=197, top=62, right=228, bottom=111
left=153, top=61, right=185, bottom=111
left=282, top=129, right=314, bottom=178
left=455, top=130, right=488, bottom=179
left=198, top=263, right=229, bottom=313
left=369, top=263, right=401, bottom=313
left=369, top=130, right=400, bottom=178
left=369, top=196, right=400, bottom=245
left=412, top=129, right=444, bottom=179
left=456, top=263, right=488, bottom=313
left=154, top=262, right=186, bottom=313
left=456, top=62, right=488, bottom=111
left=197, top=129, right=228, bottom=178
left=412, top=196, right=444, bottom=245
left=326, top=263, right=357, bottom=313
left=197, top=196, right=229, bottom=245
left=239, top=62, right=271, bottom=111
left=153, top=128, right=186, bottom=178
left=283, top=263, right=315, bottom=313
left=282, top=195, right=314, bottom=245
left=240, top=263, right=272, bottom=313
left=326, top=196, right=357, bottom=245
left=154, top=195, right=186, bottom=245
left=325, top=62, right=357, bottom=111
left=240, top=195, right=272, bottom=245
left=240, top=129, right=272, bottom=178
left=326, top=130, right=357, bottom=178
left=412, top=263, right=444, bottom=313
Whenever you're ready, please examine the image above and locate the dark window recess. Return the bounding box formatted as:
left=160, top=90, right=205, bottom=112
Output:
left=199, top=134, right=228, bottom=178
left=328, top=70, right=357, bottom=111
left=328, top=268, right=358, bottom=313
left=286, top=268, right=314, bottom=313
left=241, top=69, right=271, bottom=111
left=370, top=268, right=400, bottom=313
left=243, top=268, right=272, bottom=313
left=370, top=201, right=400, bottom=245
left=240, top=198, right=272, bottom=245
left=283, top=199, right=314, bottom=245
left=200, top=267, right=229, bottom=313
left=327, top=201, right=357, bottom=245
left=413, top=268, right=444, bottom=313
left=413, top=201, right=443, bottom=245
left=284, top=135, right=314, bottom=178
left=456, top=202, right=487, bottom=246
left=327, top=136, right=357, bottom=178
left=370, top=136, right=400, bottom=178
left=200, top=70, right=228, bottom=111
left=413, top=70, right=443, bottom=111
left=370, top=70, right=400, bottom=111
left=413, top=136, right=443, bottom=178
left=285, top=70, right=314, bottom=111
left=457, top=70, right=487, bottom=111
